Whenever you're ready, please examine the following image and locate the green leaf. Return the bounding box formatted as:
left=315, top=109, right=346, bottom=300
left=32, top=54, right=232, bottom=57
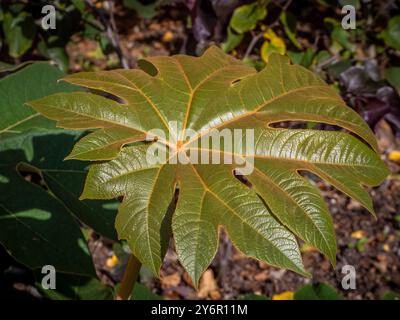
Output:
left=238, top=293, right=269, bottom=300
left=80, top=145, right=175, bottom=275
left=325, top=18, right=355, bottom=53
left=381, top=16, right=400, bottom=50
left=294, top=283, right=343, bottom=300
left=36, top=272, right=113, bottom=300
left=131, top=283, right=163, bottom=300
left=0, top=61, right=14, bottom=72
left=339, top=0, right=360, bottom=9
left=0, top=63, right=118, bottom=240
left=0, top=165, right=95, bottom=277
left=38, top=40, right=70, bottom=73
left=0, top=61, right=34, bottom=76
left=331, top=26, right=355, bottom=52
left=287, top=48, right=315, bottom=68
left=123, top=0, right=158, bottom=19
left=230, top=2, right=267, bottom=34
left=66, top=127, right=145, bottom=161
left=28, top=46, right=388, bottom=286
left=221, top=27, right=244, bottom=53
left=382, top=291, right=400, bottom=300
left=2, top=11, right=37, bottom=58
left=1, top=132, right=119, bottom=241
left=280, top=11, right=302, bottom=49
left=0, top=62, right=78, bottom=155
left=385, top=67, right=400, bottom=93
left=30, top=133, right=119, bottom=240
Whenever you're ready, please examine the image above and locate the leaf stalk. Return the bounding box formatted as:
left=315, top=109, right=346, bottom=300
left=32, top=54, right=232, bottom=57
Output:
left=116, top=254, right=142, bottom=300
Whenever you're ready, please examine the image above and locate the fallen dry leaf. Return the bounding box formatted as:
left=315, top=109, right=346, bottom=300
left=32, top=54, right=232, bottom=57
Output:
left=182, top=271, right=194, bottom=287
left=198, top=269, right=218, bottom=299
left=351, top=230, right=366, bottom=239
left=388, top=150, right=400, bottom=162
left=254, top=271, right=269, bottom=281
left=210, top=290, right=221, bottom=300
left=161, top=272, right=181, bottom=288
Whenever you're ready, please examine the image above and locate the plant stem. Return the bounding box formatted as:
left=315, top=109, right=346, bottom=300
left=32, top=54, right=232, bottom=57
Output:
left=116, top=254, right=142, bottom=300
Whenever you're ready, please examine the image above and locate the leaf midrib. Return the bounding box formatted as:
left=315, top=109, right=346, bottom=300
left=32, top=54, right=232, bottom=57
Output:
left=187, top=147, right=380, bottom=170
left=0, top=113, right=39, bottom=134
left=120, top=165, right=164, bottom=275
left=182, top=85, right=341, bottom=147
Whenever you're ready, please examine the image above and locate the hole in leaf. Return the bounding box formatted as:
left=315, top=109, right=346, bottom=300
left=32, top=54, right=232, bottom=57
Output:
left=233, top=169, right=252, bottom=188
left=89, top=88, right=127, bottom=105
left=138, top=59, right=158, bottom=77
left=230, top=78, right=242, bottom=86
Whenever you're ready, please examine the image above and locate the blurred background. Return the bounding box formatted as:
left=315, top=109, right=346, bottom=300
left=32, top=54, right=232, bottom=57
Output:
left=0, top=0, right=400, bottom=300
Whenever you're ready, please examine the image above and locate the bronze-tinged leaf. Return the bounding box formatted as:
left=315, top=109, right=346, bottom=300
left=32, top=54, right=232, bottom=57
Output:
left=27, top=46, right=389, bottom=286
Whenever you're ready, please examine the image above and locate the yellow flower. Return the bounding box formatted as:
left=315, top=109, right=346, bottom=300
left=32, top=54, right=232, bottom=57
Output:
left=388, top=151, right=400, bottom=162
left=351, top=230, right=366, bottom=239
left=272, top=291, right=294, bottom=300
left=162, top=31, right=174, bottom=43
left=106, top=254, right=119, bottom=268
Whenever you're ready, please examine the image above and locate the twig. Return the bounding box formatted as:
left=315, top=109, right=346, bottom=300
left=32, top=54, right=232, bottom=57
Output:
left=243, top=32, right=264, bottom=60
left=269, top=0, right=293, bottom=28
left=314, top=54, right=339, bottom=70
left=85, top=0, right=130, bottom=69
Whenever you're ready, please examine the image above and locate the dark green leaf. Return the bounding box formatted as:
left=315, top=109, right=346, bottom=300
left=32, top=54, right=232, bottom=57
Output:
left=2, top=11, right=36, bottom=58
left=294, top=283, right=343, bottom=300
left=230, top=3, right=267, bottom=34
left=36, top=272, right=113, bottom=300
left=123, top=0, right=158, bottom=19
left=238, top=293, right=269, bottom=300
left=280, top=11, right=301, bottom=49
left=221, top=27, right=244, bottom=53
left=0, top=63, right=118, bottom=239
left=131, top=283, right=163, bottom=300
left=381, top=16, right=400, bottom=50
left=385, top=67, right=400, bottom=93
left=0, top=165, right=95, bottom=277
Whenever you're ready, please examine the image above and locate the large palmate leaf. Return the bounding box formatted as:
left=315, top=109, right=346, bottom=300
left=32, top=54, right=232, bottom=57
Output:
left=28, top=46, right=388, bottom=285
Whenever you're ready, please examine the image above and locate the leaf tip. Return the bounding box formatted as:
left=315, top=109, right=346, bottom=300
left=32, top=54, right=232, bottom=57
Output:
left=301, top=269, right=312, bottom=279
left=64, top=151, right=78, bottom=161
left=24, top=99, right=37, bottom=109
left=79, top=193, right=87, bottom=201
left=330, top=256, right=337, bottom=269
